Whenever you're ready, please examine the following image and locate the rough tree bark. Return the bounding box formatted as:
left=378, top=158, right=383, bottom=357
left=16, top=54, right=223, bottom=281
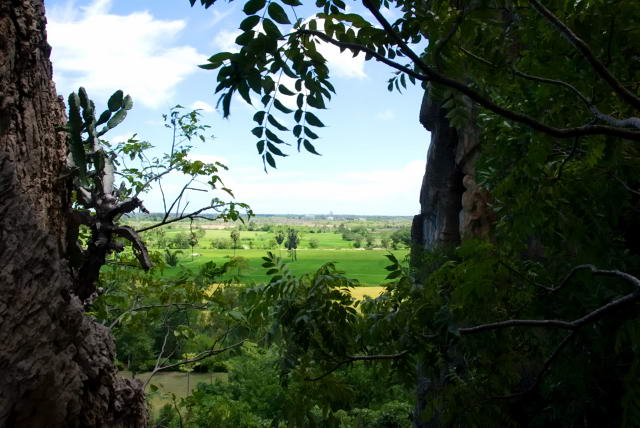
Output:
left=0, top=1, right=147, bottom=426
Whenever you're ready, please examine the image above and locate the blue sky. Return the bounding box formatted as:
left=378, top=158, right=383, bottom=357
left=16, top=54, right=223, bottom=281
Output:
left=45, top=0, right=430, bottom=215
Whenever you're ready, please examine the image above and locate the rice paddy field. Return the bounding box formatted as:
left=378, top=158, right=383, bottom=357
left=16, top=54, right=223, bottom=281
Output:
left=137, top=217, right=412, bottom=286
left=157, top=248, right=408, bottom=286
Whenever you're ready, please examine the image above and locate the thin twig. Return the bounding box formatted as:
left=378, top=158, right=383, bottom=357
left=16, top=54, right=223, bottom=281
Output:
left=305, top=350, right=408, bottom=381
left=143, top=340, right=245, bottom=389
left=108, top=303, right=208, bottom=329
left=136, top=204, right=226, bottom=233
left=615, top=176, right=640, bottom=196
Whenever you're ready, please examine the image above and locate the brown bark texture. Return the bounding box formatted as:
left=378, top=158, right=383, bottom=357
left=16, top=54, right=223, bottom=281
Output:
left=0, top=0, right=147, bottom=426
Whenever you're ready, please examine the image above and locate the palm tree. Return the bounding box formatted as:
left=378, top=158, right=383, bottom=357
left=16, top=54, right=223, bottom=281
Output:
left=164, top=249, right=183, bottom=267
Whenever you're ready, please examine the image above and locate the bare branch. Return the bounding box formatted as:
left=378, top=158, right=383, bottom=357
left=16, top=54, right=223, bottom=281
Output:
left=615, top=175, right=640, bottom=196
left=108, top=303, right=208, bottom=329
left=460, top=266, right=640, bottom=334
left=493, top=331, right=577, bottom=400
left=526, top=0, right=640, bottom=111
left=458, top=47, right=640, bottom=131
left=305, top=350, right=408, bottom=382
left=143, top=340, right=246, bottom=389
left=136, top=204, right=226, bottom=233
left=163, top=177, right=196, bottom=223
left=134, top=166, right=178, bottom=198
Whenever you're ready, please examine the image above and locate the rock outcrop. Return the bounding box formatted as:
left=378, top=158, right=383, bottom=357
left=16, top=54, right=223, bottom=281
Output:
left=412, top=91, right=493, bottom=249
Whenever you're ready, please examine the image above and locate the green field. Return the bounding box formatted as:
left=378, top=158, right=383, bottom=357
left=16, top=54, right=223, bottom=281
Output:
left=162, top=228, right=363, bottom=249
left=157, top=248, right=408, bottom=286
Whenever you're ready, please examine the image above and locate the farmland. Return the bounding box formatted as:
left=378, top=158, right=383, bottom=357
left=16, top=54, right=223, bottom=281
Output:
left=130, top=214, right=412, bottom=286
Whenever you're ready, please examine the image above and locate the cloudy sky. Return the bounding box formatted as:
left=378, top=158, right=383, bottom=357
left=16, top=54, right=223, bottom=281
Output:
left=45, top=0, right=429, bottom=215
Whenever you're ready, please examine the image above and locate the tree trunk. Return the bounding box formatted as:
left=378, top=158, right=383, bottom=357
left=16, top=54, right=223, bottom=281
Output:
left=0, top=1, right=147, bottom=426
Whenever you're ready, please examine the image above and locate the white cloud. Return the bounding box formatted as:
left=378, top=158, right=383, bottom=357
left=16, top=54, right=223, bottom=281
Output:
left=317, top=42, right=366, bottom=79
left=209, top=7, right=236, bottom=27
left=108, top=133, right=135, bottom=143
left=48, top=0, right=206, bottom=109
left=377, top=109, right=396, bottom=121
left=212, top=29, right=242, bottom=53
left=138, top=160, right=424, bottom=215
left=190, top=100, right=215, bottom=112
left=223, top=160, right=424, bottom=215
left=307, top=17, right=367, bottom=79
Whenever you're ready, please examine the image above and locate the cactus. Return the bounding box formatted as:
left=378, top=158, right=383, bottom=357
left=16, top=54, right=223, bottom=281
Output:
left=66, top=87, right=132, bottom=193
left=64, top=88, right=150, bottom=302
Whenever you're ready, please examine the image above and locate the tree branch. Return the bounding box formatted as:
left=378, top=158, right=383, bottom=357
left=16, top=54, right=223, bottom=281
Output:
left=360, top=0, right=640, bottom=141
left=460, top=266, right=640, bottom=334
left=296, top=29, right=425, bottom=82
left=143, top=340, right=246, bottom=389
left=526, top=0, right=640, bottom=111
left=305, top=350, right=408, bottom=381
left=108, top=303, right=208, bottom=329
left=493, top=331, right=577, bottom=400
left=136, top=204, right=226, bottom=233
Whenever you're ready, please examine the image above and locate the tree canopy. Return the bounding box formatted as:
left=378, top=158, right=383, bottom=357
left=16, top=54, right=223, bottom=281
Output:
left=178, top=0, right=640, bottom=425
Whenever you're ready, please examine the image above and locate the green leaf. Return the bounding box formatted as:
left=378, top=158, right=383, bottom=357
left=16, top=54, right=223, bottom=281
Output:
left=305, top=111, right=325, bottom=127
left=306, top=93, right=326, bottom=109
left=267, top=141, right=287, bottom=156
left=240, top=15, right=261, bottom=31
left=257, top=140, right=265, bottom=154
left=201, top=52, right=234, bottom=70
left=243, top=0, right=266, bottom=14
left=262, top=18, right=282, bottom=38
left=282, top=0, right=302, bottom=5
left=268, top=2, right=291, bottom=24
left=303, top=139, right=321, bottom=155
left=251, top=126, right=264, bottom=138
left=278, top=84, right=295, bottom=96
left=265, top=152, right=277, bottom=168
left=273, top=99, right=293, bottom=114
left=265, top=128, right=286, bottom=144
left=304, top=126, right=319, bottom=139
left=253, top=111, right=266, bottom=124
left=235, top=30, right=255, bottom=46
left=386, top=270, right=402, bottom=279
left=107, top=90, right=124, bottom=112
left=267, top=114, right=288, bottom=131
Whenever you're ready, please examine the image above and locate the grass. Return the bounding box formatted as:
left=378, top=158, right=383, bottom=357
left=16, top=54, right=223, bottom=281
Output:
left=120, top=371, right=227, bottom=417
left=157, top=248, right=408, bottom=286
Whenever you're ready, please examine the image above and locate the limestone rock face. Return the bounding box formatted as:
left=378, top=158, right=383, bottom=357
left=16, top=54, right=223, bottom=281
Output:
left=413, top=91, right=493, bottom=249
